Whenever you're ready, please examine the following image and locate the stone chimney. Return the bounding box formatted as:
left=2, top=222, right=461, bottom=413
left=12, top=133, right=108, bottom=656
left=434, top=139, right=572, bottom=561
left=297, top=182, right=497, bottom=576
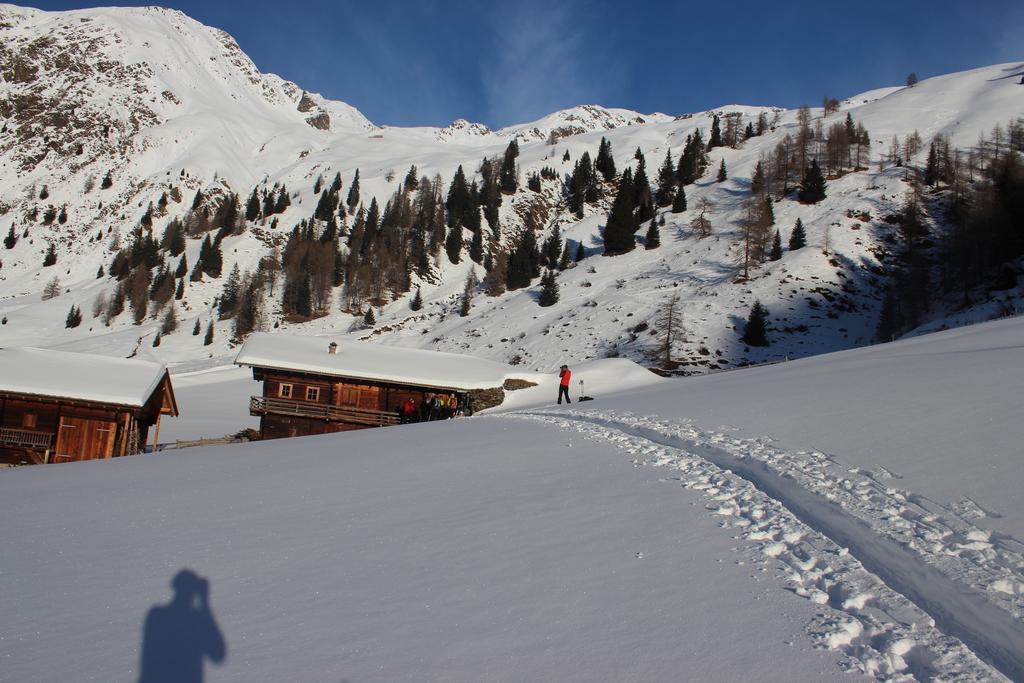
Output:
left=328, top=342, right=338, bottom=355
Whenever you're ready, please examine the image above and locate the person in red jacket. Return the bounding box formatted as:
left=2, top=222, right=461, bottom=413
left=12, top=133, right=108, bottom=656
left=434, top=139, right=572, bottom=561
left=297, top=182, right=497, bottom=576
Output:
left=557, top=364, right=571, bottom=404
left=401, top=397, right=417, bottom=424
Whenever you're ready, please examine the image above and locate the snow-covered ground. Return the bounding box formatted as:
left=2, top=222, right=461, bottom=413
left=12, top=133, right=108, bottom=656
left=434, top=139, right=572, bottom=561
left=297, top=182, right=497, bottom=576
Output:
left=2, top=315, right=1022, bottom=681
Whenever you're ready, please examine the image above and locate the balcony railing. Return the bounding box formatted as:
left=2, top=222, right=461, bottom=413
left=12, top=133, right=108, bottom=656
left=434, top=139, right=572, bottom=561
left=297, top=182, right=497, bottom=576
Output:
left=0, top=427, right=53, bottom=450
left=250, top=395, right=400, bottom=428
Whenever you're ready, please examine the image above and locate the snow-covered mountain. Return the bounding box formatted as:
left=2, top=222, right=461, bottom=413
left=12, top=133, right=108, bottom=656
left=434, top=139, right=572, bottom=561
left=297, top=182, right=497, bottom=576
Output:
left=0, top=3, right=1021, bottom=378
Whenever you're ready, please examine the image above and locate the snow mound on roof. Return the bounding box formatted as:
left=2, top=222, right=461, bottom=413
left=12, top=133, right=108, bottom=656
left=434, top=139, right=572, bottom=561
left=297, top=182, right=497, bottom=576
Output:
left=234, top=333, right=540, bottom=391
left=0, top=347, right=167, bottom=407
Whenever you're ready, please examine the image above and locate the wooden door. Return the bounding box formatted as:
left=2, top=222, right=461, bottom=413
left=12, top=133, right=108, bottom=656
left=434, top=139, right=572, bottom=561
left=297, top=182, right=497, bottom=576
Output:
left=56, top=417, right=117, bottom=461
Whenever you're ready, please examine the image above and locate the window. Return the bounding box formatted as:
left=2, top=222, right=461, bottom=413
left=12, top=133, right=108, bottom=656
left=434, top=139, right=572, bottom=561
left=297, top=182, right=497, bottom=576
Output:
left=305, top=386, right=320, bottom=402
left=22, top=413, right=37, bottom=429
left=278, top=383, right=293, bottom=399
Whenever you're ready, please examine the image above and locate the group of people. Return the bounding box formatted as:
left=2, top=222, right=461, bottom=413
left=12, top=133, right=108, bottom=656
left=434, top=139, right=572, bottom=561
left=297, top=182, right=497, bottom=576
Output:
left=397, top=392, right=473, bottom=423
left=395, top=364, right=575, bottom=425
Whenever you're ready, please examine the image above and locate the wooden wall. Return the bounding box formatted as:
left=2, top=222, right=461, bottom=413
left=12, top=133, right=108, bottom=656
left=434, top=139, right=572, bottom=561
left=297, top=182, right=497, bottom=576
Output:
left=259, top=370, right=460, bottom=414
left=0, top=396, right=132, bottom=463
left=253, top=369, right=468, bottom=439
left=261, top=415, right=362, bottom=441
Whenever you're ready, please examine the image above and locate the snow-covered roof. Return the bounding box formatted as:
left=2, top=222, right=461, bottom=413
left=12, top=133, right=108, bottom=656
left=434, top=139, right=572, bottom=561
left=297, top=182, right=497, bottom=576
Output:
left=234, top=333, right=528, bottom=391
left=0, top=347, right=172, bottom=409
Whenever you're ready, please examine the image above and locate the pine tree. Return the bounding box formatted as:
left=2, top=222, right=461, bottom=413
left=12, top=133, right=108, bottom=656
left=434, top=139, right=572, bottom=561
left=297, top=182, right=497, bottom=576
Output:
left=542, top=224, right=563, bottom=270
left=750, top=160, right=765, bottom=196
left=245, top=188, right=261, bottom=221
left=789, top=218, right=807, bottom=250
left=924, top=142, right=940, bottom=186
left=363, top=306, right=376, bottom=327
left=161, top=304, right=178, bottom=334
left=174, top=277, right=185, bottom=300
left=445, top=222, right=463, bottom=264
left=274, top=185, right=291, bottom=213
left=445, top=165, right=471, bottom=228
left=410, top=286, right=423, bottom=311
left=233, top=275, right=263, bottom=342
left=633, top=152, right=654, bottom=223
left=876, top=289, right=899, bottom=342
left=716, top=158, right=728, bottom=182
left=194, top=236, right=212, bottom=280
left=346, top=170, right=360, bottom=212
left=558, top=242, right=572, bottom=270
left=220, top=193, right=241, bottom=236
left=192, top=318, right=201, bottom=336
left=96, top=265, right=105, bottom=278
left=671, top=184, right=687, bottom=213
left=101, top=171, right=113, bottom=189
left=499, top=139, right=519, bottom=193
left=798, top=159, right=827, bottom=203
left=203, top=237, right=223, bottom=278
left=708, top=115, right=723, bottom=149
left=506, top=227, right=541, bottom=290
left=4, top=225, right=16, bottom=249
left=603, top=168, right=638, bottom=255
left=575, top=241, right=585, bottom=262
left=769, top=229, right=783, bottom=261
left=568, top=152, right=599, bottom=218
left=161, top=219, right=186, bottom=256
left=203, top=320, right=214, bottom=345
left=655, top=149, right=676, bottom=207
left=676, top=131, right=709, bottom=185
left=314, top=189, right=336, bottom=222
left=469, top=225, right=484, bottom=264
left=43, top=243, right=57, bottom=267
left=152, top=331, right=161, bottom=347
left=741, top=301, right=769, bottom=346
left=65, top=304, right=82, bottom=328
left=645, top=216, right=660, bottom=249
left=595, top=137, right=616, bottom=181
left=404, top=165, right=418, bottom=191
left=538, top=269, right=559, bottom=307
left=459, top=269, right=477, bottom=317
left=218, top=264, right=241, bottom=318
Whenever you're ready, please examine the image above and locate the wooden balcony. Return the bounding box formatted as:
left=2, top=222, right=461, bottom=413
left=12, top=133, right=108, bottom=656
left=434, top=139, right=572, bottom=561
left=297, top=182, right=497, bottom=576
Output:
left=0, top=427, right=53, bottom=450
left=250, top=395, right=400, bottom=428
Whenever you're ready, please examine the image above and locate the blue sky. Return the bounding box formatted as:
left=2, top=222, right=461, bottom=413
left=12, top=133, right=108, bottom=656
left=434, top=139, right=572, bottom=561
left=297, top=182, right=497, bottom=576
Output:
left=26, top=0, right=1024, bottom=129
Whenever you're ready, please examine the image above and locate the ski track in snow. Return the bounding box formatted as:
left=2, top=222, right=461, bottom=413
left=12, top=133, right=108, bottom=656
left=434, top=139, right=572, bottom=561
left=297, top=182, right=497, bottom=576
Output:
left=512, top=409, right=1024, bottom=682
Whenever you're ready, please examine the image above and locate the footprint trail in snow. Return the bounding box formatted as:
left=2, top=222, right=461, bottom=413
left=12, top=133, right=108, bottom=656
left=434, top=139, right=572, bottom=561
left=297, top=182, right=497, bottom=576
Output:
left=514, top=409, right=1024, bottom=682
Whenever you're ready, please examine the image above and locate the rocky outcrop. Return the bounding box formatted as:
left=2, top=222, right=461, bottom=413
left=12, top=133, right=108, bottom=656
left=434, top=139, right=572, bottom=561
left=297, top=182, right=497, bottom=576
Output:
left=467, top=378, right=537, bottom=413
left=305, top=111, right=331, bottom=130
left=297, top=91, right=317, bottom=113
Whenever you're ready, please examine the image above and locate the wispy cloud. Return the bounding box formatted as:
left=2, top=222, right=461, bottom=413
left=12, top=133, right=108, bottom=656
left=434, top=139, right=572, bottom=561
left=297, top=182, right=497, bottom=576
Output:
left=993, top=6, right=1024, bottom=65
left=481, top=2, right=620, bottom=128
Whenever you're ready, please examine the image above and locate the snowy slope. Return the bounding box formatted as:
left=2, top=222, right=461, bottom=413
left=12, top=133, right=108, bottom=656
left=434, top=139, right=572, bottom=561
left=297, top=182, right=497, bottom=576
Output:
left=0, top=4, right=1021, bottom=384
left=2, top=314, right=1022, bottom=681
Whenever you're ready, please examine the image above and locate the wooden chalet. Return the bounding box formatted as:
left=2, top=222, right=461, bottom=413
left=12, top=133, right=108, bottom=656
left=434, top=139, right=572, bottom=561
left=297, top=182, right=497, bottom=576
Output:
left=0, top=347, right=178, bottom=465
left=235, top=333, right=521, bottom=440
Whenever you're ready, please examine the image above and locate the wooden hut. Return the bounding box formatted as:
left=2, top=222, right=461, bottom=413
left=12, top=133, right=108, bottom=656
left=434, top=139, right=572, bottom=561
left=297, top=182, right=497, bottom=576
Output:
left=235, top=333, right=522, bottom=440
left=0, top=348, right=178, bottom=465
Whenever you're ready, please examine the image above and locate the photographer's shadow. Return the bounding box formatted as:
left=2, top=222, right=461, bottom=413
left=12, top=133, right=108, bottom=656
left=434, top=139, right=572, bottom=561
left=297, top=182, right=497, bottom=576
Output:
left=138, top=569, right=226, bottom=683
